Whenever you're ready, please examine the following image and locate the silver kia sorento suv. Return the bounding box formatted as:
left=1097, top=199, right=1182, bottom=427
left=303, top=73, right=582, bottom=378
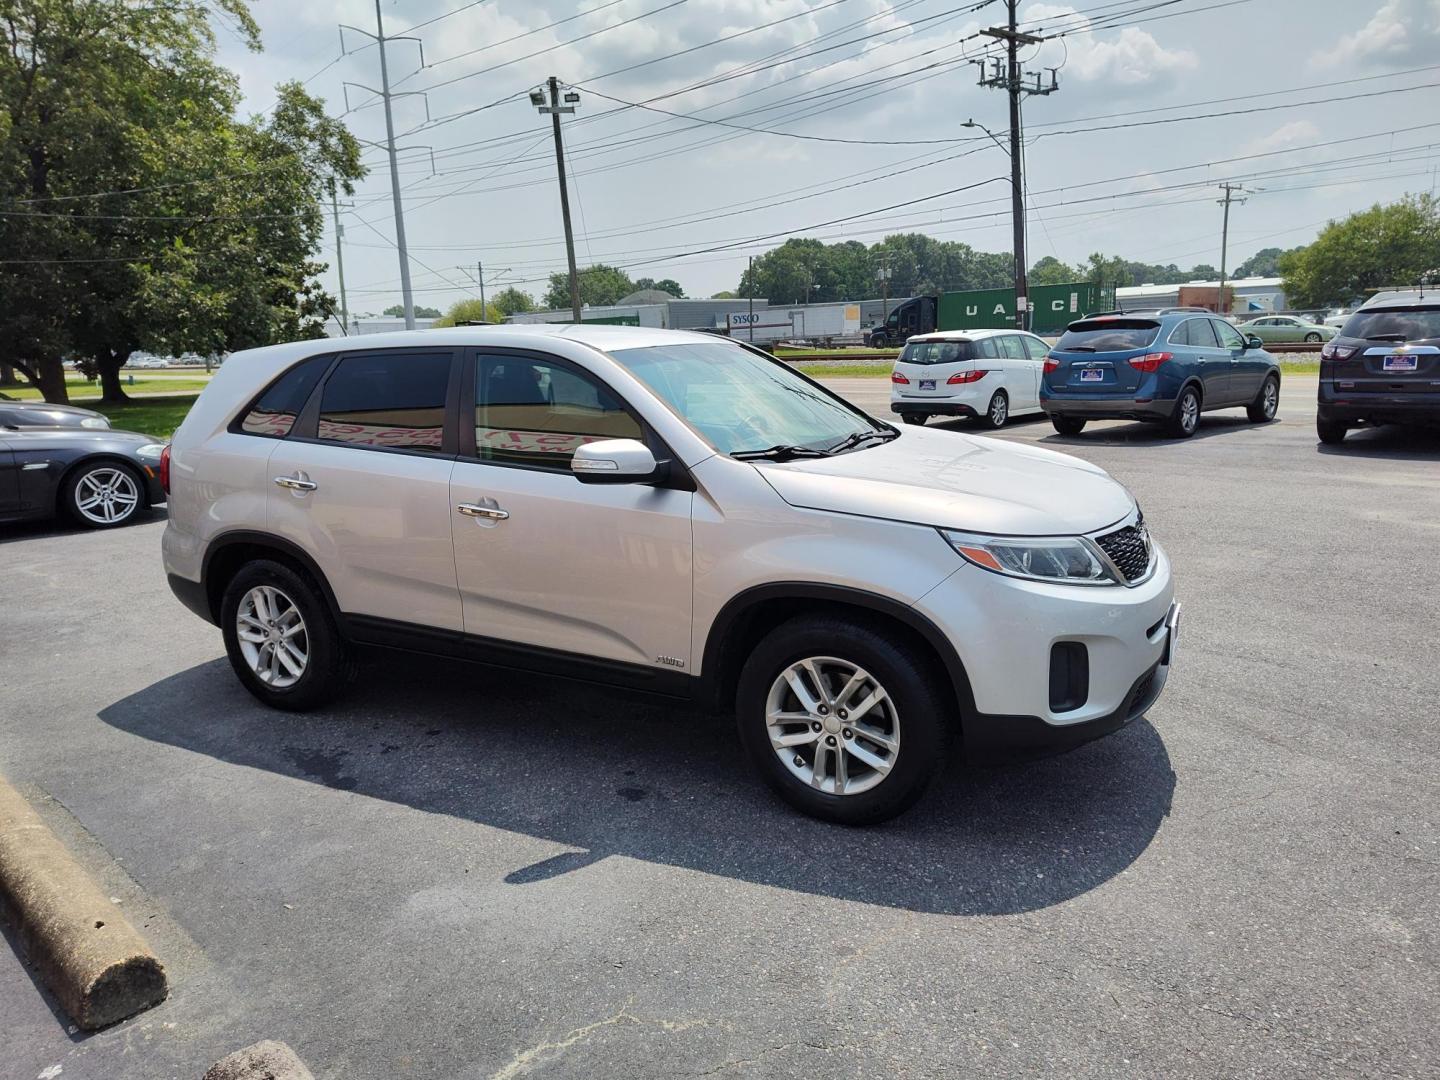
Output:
left=163, top=325, right=1178, bottom=824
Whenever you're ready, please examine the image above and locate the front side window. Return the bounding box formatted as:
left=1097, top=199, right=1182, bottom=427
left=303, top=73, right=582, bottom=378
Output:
left=609, top=341, right=885, bottom=456
left=475, top=354, right=642, bottom=469
left=1021, top=335, right=1048, bottom=360
left=239, top=354, right=330, bottom=438
left=316, top=351, right=451, bottom=451
left=1213, top=321, right=1245, bottom=350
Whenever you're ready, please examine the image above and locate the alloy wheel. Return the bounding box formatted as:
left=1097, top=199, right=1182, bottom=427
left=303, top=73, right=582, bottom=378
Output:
left=765, top=656, right=900, bottom=796
left=74, top=467, right=140, bottom=525
left=236, top=585, right=309, bottom=689
left=1262, top=379, right=1278, bottom=419
left=1180, top=392, right=1200, bottom=434
left=988, top=393, right=1008, bottom=426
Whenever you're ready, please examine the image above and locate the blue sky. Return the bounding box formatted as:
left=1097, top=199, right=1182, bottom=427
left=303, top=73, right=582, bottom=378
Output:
left=215, top=0, right=1440, bottom=311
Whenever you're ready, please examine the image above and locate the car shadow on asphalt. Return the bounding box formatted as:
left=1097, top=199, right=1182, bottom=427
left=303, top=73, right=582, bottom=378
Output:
left=0, top=506, right=168, bottom=546
left=1315, top=424, right=1440, bottom=460
left=98, top=654, right=1176, bottom=917
left=1040, top=414, right=1265, bottom=446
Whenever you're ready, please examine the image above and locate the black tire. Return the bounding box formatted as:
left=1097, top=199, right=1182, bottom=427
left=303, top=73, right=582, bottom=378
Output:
left=978, top=390, right=1009, bottom=429
left=62, top=460, right=147, bottom=529
left=1317, top=416, right=1348, bottom=445
left=902, top=413, right=928, bottom=426
left=1165, top=385, right=1202, bottom=438
left=735, top=615, right=951, bottom=825
left=1247, top=374, right=1280, bottom=423
left=1304, top=332, right=1322, bottom=343
left=220, top=559, right=353, bottom=712
left=1051, top=415, right=1087, bottom=436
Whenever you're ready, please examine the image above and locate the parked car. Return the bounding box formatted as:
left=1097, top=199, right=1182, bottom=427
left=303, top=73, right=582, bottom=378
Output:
left=129, top=355, right=170, bottom=369
left=1322, top=309, right=1352, bottom=328
left=1041, top=312, right=1282, bottom=438
left=889, top=328, right=1052, bottom=428
left=1317, top=295, right=1440, bottom=444
left=1, top=426, right=167, bottom=528
left=163, top=325, right=1178, bottom=825
left=0, top=401, right=111, bottom=430
left=1239, top=315, right=1337, bottom=343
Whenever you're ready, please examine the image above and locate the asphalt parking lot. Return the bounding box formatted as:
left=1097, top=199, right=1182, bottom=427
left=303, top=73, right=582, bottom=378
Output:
left=3, top=372, right=1438, bottom=1079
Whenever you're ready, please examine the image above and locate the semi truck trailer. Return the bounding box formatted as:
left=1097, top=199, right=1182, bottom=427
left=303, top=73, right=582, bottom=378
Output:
left=866, top=282, right=1115, bottom=346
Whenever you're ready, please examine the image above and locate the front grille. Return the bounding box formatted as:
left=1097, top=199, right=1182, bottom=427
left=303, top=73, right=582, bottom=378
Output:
left=1095, top=514, right=1152, bottom=583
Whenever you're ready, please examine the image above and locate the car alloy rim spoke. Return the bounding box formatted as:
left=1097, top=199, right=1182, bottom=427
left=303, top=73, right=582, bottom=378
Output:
left=765, top=656, right=900, bottom=796
left=237, top=585, right=307, bottom=689
left=75, top=468, right=138, bottom=523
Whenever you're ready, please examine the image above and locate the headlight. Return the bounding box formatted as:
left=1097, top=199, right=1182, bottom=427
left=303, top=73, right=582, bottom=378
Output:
left=135, top=443, right=165, bottom=461
left=80, top=416, right=110, bottom=429
left=940, top=529, right=1118, bottom=586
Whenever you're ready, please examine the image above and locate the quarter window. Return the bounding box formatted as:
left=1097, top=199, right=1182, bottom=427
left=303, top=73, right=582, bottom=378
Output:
left=238, top=355, right=330, bottom=438
left=971, top=337, right=999, bottom=359
left=316, top=351, right=451, bottom=451
left=474, top=355, right=641, bottom=469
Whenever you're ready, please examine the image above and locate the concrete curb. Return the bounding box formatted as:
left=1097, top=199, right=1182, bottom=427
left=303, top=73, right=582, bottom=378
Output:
left=202, top=1040, right=315, bottom=1080
left=0, top=777, right=167, bottom=1030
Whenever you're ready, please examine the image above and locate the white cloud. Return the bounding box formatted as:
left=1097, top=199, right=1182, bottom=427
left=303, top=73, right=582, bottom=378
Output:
left=1019, top=3, right=1198, bottom=87
left=1242, top=120, right=1321, bottom=157
left=1313, top=0, right=1440, bottom=68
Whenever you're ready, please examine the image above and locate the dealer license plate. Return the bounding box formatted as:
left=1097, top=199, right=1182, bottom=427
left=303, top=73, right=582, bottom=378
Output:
left=919, top=379, right=935, bottom=390
left=1080, top=367, right=1104, bottom=382
left=1383, top=353, right=1418, bottom=372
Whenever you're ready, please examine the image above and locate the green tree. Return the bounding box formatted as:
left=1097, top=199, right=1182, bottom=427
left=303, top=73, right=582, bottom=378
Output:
left=1083, top=253, right=1132, bottom=289
left=1232, top=245, right=1305, bottom=279
left=384, top=304, right=441, bottom=318
left=711, top=290, right=737, bottom=299
left=0, top=1, right=362, bottom=403
left=490, top=287, right=535, bottom=316
left=1029, top=256, right=1082, bottom=285
left=632, top=277, right=686, bottom=298
left=1280, top=195, right=1440, bottom=308
left=433, top=298, right=501, bottom=326
left=543, top=264, right=634, bottom=310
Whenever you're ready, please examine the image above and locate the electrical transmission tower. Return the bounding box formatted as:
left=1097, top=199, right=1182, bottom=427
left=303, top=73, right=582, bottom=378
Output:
left=974, top=0, right=1058, bottom=332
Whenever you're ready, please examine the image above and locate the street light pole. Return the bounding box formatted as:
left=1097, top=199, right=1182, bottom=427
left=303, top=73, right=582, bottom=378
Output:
left=535, top=77, right=582, bottom=323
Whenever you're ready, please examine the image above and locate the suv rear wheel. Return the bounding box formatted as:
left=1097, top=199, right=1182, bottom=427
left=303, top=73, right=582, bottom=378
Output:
left=1165, top=385, right=1201, bottom=438
left=1317, top=415, right=1349, bottom=445
left=220, top=559, right=353, bottom=711
left=1051, top=416, right=1086, bottom=436
left=735, top=615, right=949, bottom=824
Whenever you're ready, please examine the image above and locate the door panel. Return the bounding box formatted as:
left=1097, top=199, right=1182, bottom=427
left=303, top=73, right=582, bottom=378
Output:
left=451, top=351, right=693, bottom=669
left=1213, top=319, right=1258, bottom=402
left=0, top=441, right=18, bottom=516
left=266, top=348, right=463, bottom=631
left=1177, top=317, right=1231, bottom=404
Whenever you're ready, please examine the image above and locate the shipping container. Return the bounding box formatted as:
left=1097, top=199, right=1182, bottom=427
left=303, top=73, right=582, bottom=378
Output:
left=870, top=283, right=1112, bottom=344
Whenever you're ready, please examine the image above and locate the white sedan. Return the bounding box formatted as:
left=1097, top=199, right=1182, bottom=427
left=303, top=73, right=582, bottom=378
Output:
left=888, top=328, right=1052, bottom=429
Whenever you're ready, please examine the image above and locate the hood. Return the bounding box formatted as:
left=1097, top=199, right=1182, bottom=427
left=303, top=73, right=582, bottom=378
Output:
left=754, top=427, right=1134, bottom=536
left=0, top=427, right=158, bottom=450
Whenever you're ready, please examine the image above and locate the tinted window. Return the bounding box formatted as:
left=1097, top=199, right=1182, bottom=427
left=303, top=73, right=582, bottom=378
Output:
left=996, top=335, right=1026, bottom=359
left=1176, top=319, right=1219, bottom=347
left=239, top=355, right=330, bottom=438
left=1213, top=321, right=1245, bottom=349
left=899, top=341, right=968, bottom=365
left=1021, top=335, right=1049, bottom=360
left=475, top=355, right=641, bottom=469
left=1056, top=320, right=1160, bottom=351
left=1342, top=307, right=1440, bottom=341
left=316, top=351, right=450, bottom=451
left=972, top=337, right=999, bottom=359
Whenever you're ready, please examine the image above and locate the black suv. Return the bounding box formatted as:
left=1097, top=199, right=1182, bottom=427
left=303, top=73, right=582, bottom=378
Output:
left=1319, top=296, right=1440, bottom=443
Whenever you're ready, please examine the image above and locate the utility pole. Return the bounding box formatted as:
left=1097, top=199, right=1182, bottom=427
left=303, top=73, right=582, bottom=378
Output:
left=747, top=254, right=755, bottom=343
left=534, top=78, right=582, bottom=323
left=328, top=180, right=351, bottom=336
left=1217, top=182, right=1251, bottom=315
left=977, top=3, right=1056, bottom=332
left=478, top=261, right=486, bottom=318
left=339, top=10, right=426, bottom=331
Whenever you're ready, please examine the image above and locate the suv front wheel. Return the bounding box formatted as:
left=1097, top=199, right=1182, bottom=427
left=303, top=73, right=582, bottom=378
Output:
left=220, top=559, right=353, bottom=711
left=736, top=615, right=949, bottom=824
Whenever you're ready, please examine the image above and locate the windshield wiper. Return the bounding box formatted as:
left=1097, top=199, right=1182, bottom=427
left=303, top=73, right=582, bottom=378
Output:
left=731, top=444, right=830, bottom=461
left=826, top=428, right=897, bottom=454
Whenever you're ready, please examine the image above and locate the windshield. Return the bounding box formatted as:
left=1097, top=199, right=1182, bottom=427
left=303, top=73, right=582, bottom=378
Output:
left=1056, top=320, right=1160, bottom=352
left=608, top=341, right=885, bottom=455
left=1341, top=307, right=1440, bottom=341
left=899, top=340, right=969, bottom=365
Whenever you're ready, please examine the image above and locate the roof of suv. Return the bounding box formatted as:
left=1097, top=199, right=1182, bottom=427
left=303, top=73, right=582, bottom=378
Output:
left=1359, top=291, right=1440, bottom=309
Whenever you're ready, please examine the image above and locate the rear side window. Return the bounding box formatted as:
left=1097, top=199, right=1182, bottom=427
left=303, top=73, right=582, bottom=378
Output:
left=316, top=351, right=451, bottom=452
left=996, top=335, right=1026, bottom=359
left=238, top=355, right=330, bottom=438
left=972, top=337, right=999, bottom=359
left=1342, top=307, right=1440, bottom=341
left=1056, top=320, right=1160, bottom=351
left=1172, top=319, right=1218, bottom=347
left=474, top=354, right=641, bottom=470
left=899, top=341, right=968, bottom=365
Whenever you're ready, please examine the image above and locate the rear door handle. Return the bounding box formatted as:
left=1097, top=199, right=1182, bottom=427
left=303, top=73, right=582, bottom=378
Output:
left=274, top=475, right=317, bottom=491
left=457, top=502, right=509, bottom=520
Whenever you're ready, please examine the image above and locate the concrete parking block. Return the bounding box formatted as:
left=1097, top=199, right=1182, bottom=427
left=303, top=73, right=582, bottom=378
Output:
left=201, top=1040, right=315, bottom=1080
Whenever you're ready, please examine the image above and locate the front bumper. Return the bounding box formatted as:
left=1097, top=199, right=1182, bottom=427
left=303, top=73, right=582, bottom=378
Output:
left=914, top=541, right=1177, bottom=755
left=1041, top=395, right=1176, bottom=422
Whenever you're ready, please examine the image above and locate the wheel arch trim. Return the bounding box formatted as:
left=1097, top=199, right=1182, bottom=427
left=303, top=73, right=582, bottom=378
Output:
left=200, top=530, right=343, bottom=626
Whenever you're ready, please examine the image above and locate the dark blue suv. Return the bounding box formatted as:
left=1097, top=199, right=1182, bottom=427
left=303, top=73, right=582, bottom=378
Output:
left=1040, top=311, right=1282, bottom=438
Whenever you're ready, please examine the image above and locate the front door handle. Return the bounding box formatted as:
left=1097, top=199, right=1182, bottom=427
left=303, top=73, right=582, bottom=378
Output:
left=457, top=502, right=509, bottom=520
left=274, top=475, right=317, bottom=491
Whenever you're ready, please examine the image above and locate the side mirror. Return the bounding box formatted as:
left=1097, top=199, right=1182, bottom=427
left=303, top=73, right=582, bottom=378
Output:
left=571, top=438, right=667, bottom=485
left=1245, top=335, right=1263, bottom=351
